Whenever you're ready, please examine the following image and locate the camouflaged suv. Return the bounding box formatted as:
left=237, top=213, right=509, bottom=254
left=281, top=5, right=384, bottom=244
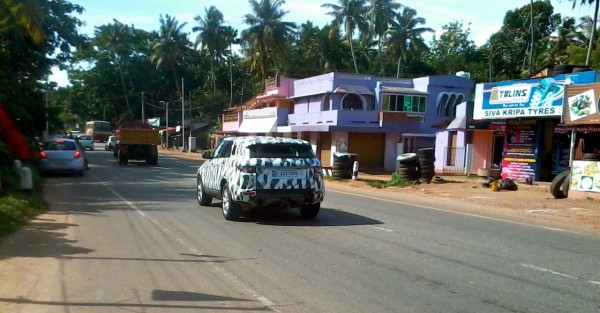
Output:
left=196, top=136, right=325, bottom=220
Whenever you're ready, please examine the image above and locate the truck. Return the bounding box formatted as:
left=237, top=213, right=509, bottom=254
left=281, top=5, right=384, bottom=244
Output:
left=114, top=123, right=160, bottom=166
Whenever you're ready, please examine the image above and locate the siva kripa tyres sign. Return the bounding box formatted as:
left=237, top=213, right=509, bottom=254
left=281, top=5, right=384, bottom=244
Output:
left=473, top=71, right=597, bottom=120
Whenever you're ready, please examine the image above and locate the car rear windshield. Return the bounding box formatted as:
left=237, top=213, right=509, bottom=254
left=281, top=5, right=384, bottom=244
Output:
left=248, top=143, right=315, bottom=158
left=78, top=135, right=92, bottom=140
left=43, top=141, right=77, bottom=151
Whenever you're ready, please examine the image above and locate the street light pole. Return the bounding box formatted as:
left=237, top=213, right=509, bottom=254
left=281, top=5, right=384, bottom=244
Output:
left=141, top=91, right=145, bottom=122
left=181, top=77, right=185, bottom=150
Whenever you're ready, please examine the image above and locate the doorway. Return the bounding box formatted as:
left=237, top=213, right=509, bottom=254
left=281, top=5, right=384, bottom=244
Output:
left=492, top=134, right=504, bottom=167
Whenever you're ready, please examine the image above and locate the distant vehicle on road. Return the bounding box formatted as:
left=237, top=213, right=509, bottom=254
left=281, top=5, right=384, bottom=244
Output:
left=114, top=123, right=159, bottom=165
left=84, top=120, right=112, bottom=143
left=39, top=138, right=86, bottom=176
left=196, top=136, right=324, bottom=220
left=76, top=134, right=94, bottom=151
left=105, top=135, right=115, bottom=151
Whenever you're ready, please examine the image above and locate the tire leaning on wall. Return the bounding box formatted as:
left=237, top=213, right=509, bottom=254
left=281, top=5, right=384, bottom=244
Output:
left=550, top=170, right=570, bottom=199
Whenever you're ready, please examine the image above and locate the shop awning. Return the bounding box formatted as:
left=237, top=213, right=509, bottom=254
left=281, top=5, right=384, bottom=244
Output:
left=334, top=85, right=373, bottom=95
left=446, top=115, right=467, bottom=130
left=238, top=117, right=278, bottom=133
left=380, top=86, right=428, bottom=95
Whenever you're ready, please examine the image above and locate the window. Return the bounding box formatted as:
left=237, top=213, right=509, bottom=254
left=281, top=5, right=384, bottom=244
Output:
left=322, top=95, right=330, bottom=111
left=43, top=141, right=77, bottom=151
left=382, top=94, right=426, bottom=113
left=248, top=143, right=316, bottom=158
left=341, top=93, right=364, bottom=110
left=437, top=93, right=466, bottom=117
left=214, top=140, right=233, bottom=158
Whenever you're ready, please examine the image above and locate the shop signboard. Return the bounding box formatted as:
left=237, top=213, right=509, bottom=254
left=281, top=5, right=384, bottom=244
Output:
left=570, top=160, right=600, bottom=192
left=501, top=119, right=537, bottom=180
left=563, top=83, right=600, bottom=125
left=474, top=71, right=597, bottom=120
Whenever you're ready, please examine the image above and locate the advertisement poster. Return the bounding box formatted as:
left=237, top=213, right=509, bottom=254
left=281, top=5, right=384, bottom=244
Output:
left=570, top=161, right=600, bottom=193
left=563, top=83, right=600, bottom=125
left=473, top=71, right=597, bottom=120
left=501, top=119, right=537, bottom=180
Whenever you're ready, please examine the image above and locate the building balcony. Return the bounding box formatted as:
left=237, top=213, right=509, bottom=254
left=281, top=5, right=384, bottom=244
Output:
left=288, top=110, right=380, bottom=129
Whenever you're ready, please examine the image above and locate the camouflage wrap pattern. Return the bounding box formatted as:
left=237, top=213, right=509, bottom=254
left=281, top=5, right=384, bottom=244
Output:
left=197, top=136, right=325, bottom=203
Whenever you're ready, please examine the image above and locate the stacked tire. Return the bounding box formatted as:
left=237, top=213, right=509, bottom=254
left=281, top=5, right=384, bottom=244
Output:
left=332, top=153, right=357, bottom=179
left=417, top=148, right=435, bottom=183
left=396, top=153, right=419, bottom=182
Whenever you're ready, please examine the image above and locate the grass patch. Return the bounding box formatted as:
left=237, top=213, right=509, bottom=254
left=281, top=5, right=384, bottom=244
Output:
left=365, top=173, right=411, bottom=189
left=0, top=193, right=46, bottom=237
left=0, top=162, right=46, bottom=238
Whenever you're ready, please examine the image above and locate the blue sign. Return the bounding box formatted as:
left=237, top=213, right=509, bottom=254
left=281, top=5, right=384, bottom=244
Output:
left=474, top=71, right=597, bottom=120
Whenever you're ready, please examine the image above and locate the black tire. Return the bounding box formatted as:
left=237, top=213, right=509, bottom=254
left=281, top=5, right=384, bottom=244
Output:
left=583, top=153, right=599, bottom=161
left=197, top=177, right=212, bottom=206
left=550, top=170, right=570, bottom=199
left=222, top=183, right=241, bottom=221
left=333, top=161, right=345, bottom=167
left=300, top=203, right=320, bottom=218
left=397, top=153, right=418, bottom=163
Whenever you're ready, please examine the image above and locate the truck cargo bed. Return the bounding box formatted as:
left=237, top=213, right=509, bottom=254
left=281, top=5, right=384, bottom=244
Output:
left=116, top=129, right=160, bottom=145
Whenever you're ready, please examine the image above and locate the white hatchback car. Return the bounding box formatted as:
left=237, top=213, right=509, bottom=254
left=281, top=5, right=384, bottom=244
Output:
left=39, top=138, right=86, bottom=176
left=196, top=136, right=325, bottom=220
left=76, top=134, right=94, bottom=150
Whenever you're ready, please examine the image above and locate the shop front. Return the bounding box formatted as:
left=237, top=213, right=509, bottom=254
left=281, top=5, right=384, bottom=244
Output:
left=562, top=83, right=600, bottom=199
left=473, top=71, right=598, bottom=182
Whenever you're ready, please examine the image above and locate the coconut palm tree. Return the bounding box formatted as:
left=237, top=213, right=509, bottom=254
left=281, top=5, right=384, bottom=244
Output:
left=241, top=0, right=296, bottom=83
left=387, top=6, right=433, bottom=77
left=150, top=14, right=189, bottom=96
left=0, top=0, right=44, bottom=44
left=571, top=0, right=600, bottom=66
left=96, top=20, right=132, bottom=112
left=543, top=17, right=580, bottom=65
left=367, top=0, right=401, bottom=75
left=322, top=0, right=369, bottom=74
left=193, top=6, right=228, bottom=93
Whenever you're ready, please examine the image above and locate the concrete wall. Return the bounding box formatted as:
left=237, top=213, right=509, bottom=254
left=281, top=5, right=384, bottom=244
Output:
left=434, top=130, right=466, bottom=173
left=384, top=133, right=401, bottom=171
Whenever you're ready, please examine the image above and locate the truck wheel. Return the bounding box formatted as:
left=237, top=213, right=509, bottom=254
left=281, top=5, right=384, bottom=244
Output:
left=197, top=177, right=212, bottom=206
left=300, top=203, right=320, bottom=218
left=222, top=183, right=241, bottom=221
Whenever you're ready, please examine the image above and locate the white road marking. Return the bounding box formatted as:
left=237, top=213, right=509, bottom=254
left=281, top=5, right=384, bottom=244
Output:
left=328, top=189, right=579, bottom=234
left=521, top=263, right=577, bottom=280
left=589, top=280, right=600, bottom=286
left=369, top=226, right=394, bottom=232
left=96, top=177, right=280, bottom=312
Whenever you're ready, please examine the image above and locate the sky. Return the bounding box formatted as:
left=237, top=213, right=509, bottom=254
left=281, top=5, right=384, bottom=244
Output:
left=50, top=0, right=597, bottom=85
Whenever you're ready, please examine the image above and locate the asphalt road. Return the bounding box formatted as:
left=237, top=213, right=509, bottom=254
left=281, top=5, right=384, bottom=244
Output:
left=1, top=144, right=599, bottom=313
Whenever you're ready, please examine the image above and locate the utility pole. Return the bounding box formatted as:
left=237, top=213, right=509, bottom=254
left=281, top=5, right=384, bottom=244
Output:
left=141, top=92, right=145, bottom=122
left=586, top=0, right=600, bottom=66
left=529, top=0, right=534, bottom=76
left=181, top=78, right=185, bottom=150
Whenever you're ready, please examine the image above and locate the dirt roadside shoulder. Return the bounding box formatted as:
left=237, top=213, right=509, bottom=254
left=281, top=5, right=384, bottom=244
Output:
left=159, top=149, right=600, bottom=235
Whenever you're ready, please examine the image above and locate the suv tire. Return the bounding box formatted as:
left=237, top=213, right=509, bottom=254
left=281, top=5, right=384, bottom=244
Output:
left=300, top=203, right=320, bottom=218
left=222, top=183, right=241, bottom=220
left=197, top=177, right=212, bottom=206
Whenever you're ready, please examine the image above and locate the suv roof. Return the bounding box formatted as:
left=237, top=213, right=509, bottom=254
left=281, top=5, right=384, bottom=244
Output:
left=223, top=136, right=310, bottom=147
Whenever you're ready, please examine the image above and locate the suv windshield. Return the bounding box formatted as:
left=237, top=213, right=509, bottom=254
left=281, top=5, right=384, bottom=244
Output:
left=248, top=143, right=315, bottom=158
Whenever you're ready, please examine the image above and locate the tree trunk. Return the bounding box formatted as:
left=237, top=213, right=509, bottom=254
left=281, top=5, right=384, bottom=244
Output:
left=378, top=38, right=383, bottom=75
left=260, top=43, right=267, bottom=86
left=172, top=63, right=181, bottom=96
left=347, top=21, right=359, bottom=74
left=113, top=48, right=130, bottom=113
left=210, top=56, right=216, bottom=93
left=586, top=0, right=600, bottom=66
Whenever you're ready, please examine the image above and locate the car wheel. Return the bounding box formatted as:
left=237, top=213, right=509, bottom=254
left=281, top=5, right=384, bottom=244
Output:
left=300, top=203, right=320, bottom=218
left=197, top=177, right=212, bottom=206
left=222, top=183, right=241, bottom=221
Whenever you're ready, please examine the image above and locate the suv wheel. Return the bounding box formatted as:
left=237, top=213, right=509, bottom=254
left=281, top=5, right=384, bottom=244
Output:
left=222, top=183, right=241, bottom=221
left=197, top=177, right=212, bottom=206
left=300, top=203, right=320, bottom=218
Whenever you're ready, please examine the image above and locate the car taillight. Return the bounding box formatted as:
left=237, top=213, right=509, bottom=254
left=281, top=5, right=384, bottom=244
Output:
left=74, top=151, right=81, bottom=158
left=313, top=166, right=322, bottom=173
left=237, top=165, right=256, bottom=173
left=40, top=151, right=47, bottom=158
